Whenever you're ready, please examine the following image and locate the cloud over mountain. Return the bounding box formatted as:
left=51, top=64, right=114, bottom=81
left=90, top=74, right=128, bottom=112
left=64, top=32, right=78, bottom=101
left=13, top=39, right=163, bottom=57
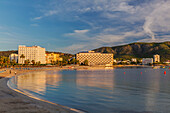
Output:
left=2, top=0, right=169, bottom=53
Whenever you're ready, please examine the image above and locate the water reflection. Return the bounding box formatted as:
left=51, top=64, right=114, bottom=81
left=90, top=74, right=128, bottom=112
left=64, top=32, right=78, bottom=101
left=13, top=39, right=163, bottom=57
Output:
left=17, top=72, right=47, bottom=94
left=76, top=70, right=115, bottom=90
left=144, top=69, right=161, bottom=112
left=11, top=68, right=170, bottom=113
left=17, top=71, right=63, bottom=95
left=45, top=71, right=63, bottom=86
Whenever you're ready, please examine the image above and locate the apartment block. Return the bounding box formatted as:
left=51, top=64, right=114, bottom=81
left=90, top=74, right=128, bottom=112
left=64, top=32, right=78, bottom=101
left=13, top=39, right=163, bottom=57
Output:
left=18, top=45, right=46, bottom=64
left=46, top=53, right=63, bottom=64
left=76, top=51, right=113, bottom=66
left=153, top=54, right=160, bottom=63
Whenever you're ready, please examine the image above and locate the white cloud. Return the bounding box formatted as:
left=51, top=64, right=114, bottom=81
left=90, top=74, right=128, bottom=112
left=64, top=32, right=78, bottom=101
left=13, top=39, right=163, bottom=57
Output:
left=0, top=31, right=21, bottom=38
left=58, top=44, right=87, bottom=54
left=96, top=35, right=125, bottom=44
left=63, top=29, right=147, bottom=53
left=143, top=1, right=170, bottom=40
left=95, top=30, right=145, bottom=45
left=74, top=29, right=89, bottom=33
left=137, top=37, right=170, bottom=43
left=33, top=10, right=58, bottom=20
left=64, top=29, right=90, bottom=41
left=33, top=0, right=136, bottom=20
left=33, top=0, right=170, bottom=53
left=33, top=16, right=42, bottom=20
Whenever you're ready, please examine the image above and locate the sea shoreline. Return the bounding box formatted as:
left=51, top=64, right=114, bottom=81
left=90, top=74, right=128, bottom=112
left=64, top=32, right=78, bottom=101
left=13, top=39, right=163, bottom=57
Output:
left=0, top=65, right=152, bottom=113
left=0, top=67, right=85, bottom=113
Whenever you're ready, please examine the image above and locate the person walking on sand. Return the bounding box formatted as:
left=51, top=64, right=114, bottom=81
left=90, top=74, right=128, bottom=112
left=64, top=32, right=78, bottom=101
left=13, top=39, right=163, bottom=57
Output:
left=15, top=72, right=16, bottom=75
left=9, top=70, right=11, bottom=74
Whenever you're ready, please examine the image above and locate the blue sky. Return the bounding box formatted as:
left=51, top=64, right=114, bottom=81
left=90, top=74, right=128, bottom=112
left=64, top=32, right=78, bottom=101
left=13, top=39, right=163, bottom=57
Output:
left=0, top=0, right=170, bottom=53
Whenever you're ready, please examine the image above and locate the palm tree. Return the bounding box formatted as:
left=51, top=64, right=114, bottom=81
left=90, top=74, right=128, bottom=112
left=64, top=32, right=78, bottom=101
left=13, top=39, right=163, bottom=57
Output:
left=31, top=60, right=35, bottom=65
left=24, top=59, right=30, bottom=65
left=20, top=54, right=25, bottom=65
left=27, top=59, right=30, bottom=65
left=37, top=61, right=41, bottom=66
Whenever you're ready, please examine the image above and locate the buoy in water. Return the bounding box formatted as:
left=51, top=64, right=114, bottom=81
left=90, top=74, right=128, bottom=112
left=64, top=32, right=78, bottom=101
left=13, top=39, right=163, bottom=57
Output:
left=124, top=72, right=126, bottom=74
left=141, top=72, right=142, bottom=74
left=164, top=71, right=166, bottom=75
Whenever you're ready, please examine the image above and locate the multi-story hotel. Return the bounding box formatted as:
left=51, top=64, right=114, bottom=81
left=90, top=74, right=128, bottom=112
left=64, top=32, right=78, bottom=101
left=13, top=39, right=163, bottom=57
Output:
left=18, top=45, right=46, bottom=64
left=9, top=53, right=18, bottom=63
left=153, top=54, right=160, bottom=63
left=76, top=51, right=113, bottom=66
left=46, top=53, right=63, bottom=64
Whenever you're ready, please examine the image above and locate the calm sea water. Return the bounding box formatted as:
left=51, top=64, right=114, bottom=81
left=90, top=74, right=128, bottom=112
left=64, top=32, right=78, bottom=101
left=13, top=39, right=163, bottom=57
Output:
left=9, top=68, right=170, bottom=113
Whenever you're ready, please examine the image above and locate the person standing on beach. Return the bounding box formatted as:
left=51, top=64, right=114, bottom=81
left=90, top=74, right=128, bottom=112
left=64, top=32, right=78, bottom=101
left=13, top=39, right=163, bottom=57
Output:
left=9, top=70, right=11, bottom=74
left=15, top=72, right=16, bottom=75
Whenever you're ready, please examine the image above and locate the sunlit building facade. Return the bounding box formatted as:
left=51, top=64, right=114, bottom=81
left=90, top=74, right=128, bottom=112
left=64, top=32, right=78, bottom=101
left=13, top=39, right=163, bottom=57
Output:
left=76, top=51, right=113, bottom=66
left=46, top=53, right=63, bottom=64
left=9, top=53, right=18, bottom=63
left=153, top=54, right=160, bottom=63
left=18, top=45, right=46, bottom=64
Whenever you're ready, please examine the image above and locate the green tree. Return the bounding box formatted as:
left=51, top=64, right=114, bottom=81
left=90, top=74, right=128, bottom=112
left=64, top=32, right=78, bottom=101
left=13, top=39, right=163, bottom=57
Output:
left=76, top=60, right=79, bottom=65
left=11, top=59, right=16, bottom=66
left=0, top=56, right=11, bottom=67
left=84, top=60, right=88, bottom=66
left=55, top=60, right=60, bottom=66
left=113, top=62, right=117, bottom=65
left=24, top=60, right=29, bottom=65
left=36, top=61, right=41, bottom=66
left=0, top=56, right=3, bottom=66
left=69, top=58, right=79, bottom=64
left=137, top=58, right=142, bottom=64
left=20, top=54, right=25, bottom=64
left=6, top=57, right=10, bottom=64
left=31, top=60, right=35, bottom=65
left=28, top=59, right=30, bottom=65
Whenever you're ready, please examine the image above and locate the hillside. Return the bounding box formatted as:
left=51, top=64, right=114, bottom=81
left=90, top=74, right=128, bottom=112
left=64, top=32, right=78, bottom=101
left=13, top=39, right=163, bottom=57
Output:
left=0, top=51, right=73, bottom=58
left=0, top=50, right=18, bottom=57
left=93, top=41, right=170, bottom=62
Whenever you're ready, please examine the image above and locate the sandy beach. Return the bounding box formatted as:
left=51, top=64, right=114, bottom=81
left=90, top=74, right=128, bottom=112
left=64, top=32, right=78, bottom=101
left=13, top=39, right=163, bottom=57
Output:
left=0, top=67, right=83, bottom=113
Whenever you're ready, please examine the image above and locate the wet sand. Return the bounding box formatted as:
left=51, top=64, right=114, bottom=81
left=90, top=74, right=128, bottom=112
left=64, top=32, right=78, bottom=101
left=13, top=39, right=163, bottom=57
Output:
left=0, top=68, right=82, bottom=113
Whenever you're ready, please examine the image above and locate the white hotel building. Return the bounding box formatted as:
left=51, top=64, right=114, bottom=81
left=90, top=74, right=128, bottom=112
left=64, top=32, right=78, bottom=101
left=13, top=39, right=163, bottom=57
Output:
left=76, top=51, right=113, bottom=66
left=18, top=45, right=46, bottom=64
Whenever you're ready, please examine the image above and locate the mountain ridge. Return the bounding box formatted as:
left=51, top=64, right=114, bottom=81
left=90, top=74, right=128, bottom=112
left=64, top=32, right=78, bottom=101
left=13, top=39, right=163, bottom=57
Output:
left=93, top=41, right=170, bottom=62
